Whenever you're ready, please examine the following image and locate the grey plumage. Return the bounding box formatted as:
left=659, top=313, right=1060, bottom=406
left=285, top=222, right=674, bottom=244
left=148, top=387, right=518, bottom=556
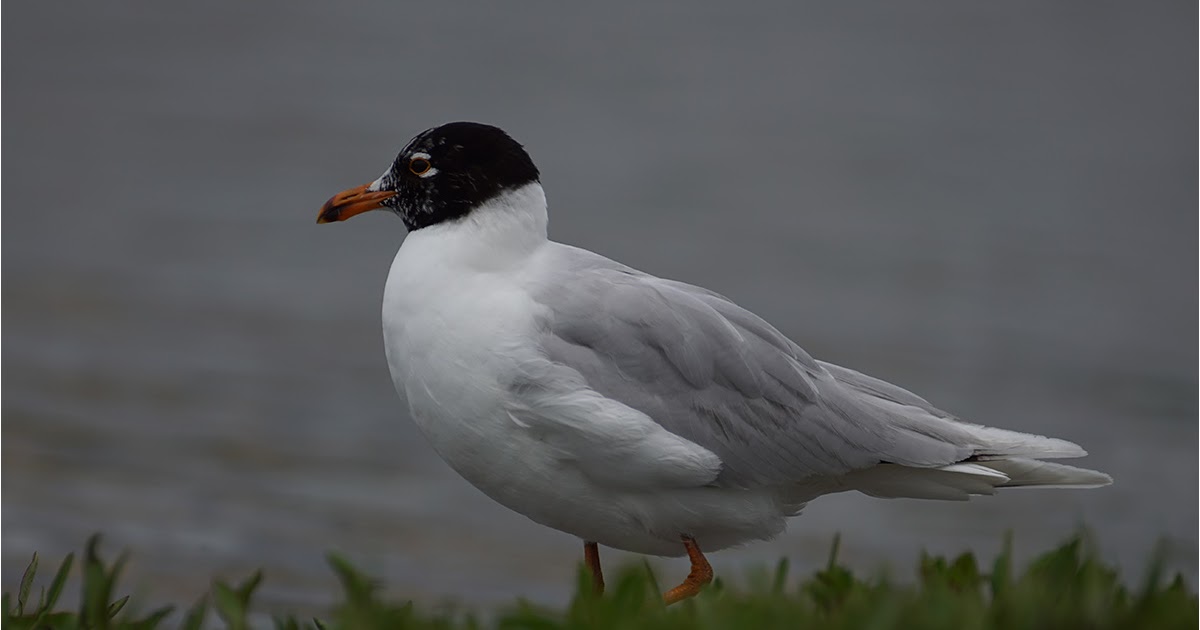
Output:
left=524, top=244, right=1108, bottom=492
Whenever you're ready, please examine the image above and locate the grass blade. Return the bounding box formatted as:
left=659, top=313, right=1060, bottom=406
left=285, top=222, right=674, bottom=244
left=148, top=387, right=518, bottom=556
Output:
left=44, top=553, right=75, bottom=613
left=772, top=557, right=790, bottom=594
left=179, top=595, right=208, bottom=630
left=17, top=553, right=38, bottom=615
left=107, top=594, right=130, bottom=618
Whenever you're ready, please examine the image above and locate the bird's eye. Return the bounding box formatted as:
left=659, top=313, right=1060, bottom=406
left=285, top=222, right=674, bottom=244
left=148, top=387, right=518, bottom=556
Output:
left=409, top=157, right=432, bottom=176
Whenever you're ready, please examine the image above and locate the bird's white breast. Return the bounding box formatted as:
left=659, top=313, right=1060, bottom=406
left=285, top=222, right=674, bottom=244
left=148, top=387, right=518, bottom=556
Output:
left=378, top=186, right=605, bottom=533
left=382, top=221, right=543, bottom=482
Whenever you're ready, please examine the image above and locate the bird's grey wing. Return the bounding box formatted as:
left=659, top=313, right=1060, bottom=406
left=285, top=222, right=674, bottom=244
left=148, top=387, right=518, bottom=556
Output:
left=816, top=361, right=956, bottom=420
left=526, top=246, right=985, bottom=488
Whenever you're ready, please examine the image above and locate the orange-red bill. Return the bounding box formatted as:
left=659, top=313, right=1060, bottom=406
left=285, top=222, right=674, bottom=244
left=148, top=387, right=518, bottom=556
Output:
left=317, top=183, right=395, bottom=224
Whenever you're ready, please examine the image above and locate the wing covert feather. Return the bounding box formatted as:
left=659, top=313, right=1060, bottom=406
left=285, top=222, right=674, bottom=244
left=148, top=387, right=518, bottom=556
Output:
left=525, top=246, right=1008, bottom=488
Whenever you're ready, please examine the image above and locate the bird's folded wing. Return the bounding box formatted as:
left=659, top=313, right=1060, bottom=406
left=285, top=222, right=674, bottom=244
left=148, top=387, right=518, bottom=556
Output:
left=815, top=361, right=955, bottom=419
left=504, top=361, right=723, bottom=489
left=526, top=246, right=1083, bottom=489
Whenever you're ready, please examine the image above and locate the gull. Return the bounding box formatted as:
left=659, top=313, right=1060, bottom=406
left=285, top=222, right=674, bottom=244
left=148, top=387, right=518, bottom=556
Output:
left=317, top=122, right=1111, bottom=604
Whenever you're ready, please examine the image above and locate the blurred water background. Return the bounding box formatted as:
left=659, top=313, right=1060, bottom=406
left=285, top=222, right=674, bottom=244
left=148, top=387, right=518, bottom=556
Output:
left=3, top=0, right=1196, bottom=615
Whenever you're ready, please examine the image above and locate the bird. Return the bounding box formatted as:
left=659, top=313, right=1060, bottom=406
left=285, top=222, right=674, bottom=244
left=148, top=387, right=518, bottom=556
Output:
left=317, top=121, right=1112, bottom=604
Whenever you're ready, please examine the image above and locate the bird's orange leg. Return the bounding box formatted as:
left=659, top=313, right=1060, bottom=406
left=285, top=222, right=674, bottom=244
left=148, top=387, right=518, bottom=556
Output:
left=583, top=541, right=604, bottom=594
left=663, top=536, right=713, bottom=605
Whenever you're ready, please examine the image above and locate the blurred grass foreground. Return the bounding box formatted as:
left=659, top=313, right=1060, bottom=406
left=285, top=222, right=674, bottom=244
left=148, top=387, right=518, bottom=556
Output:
left=3, top=535, right=1195, bottom=630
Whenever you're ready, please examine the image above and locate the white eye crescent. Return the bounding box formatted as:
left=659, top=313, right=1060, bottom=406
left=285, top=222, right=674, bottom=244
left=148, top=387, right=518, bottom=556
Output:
left=408, top=152, right=438, bottom=178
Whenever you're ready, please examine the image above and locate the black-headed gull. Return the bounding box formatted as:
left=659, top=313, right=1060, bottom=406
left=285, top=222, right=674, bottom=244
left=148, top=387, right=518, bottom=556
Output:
left=317, top=122, right=1111, bottom=604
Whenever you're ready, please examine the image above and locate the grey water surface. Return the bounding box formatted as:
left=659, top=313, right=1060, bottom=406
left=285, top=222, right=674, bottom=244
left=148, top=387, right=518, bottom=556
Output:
left=4, top=0, right=1196, bottom=615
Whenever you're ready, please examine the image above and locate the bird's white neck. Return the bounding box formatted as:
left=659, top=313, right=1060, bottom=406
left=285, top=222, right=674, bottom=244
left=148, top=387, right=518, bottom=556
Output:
left=399, top=182, right=549, bottom=271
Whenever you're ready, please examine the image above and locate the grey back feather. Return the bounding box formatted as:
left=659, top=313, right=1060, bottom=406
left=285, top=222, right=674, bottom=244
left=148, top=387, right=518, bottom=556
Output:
left=526, top=245, right=1060, bottom=488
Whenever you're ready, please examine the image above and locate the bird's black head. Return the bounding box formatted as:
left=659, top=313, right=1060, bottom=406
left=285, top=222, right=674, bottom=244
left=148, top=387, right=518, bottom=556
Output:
left=318, top=122, right=540, bottom=231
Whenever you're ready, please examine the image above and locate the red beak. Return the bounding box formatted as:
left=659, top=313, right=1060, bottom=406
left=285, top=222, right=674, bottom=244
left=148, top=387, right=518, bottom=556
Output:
left=317, top=183, right=395, bottom=224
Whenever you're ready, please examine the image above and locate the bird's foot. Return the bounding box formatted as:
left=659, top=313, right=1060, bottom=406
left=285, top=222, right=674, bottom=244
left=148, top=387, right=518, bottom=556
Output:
left=663, top=536, right=713, bottom=605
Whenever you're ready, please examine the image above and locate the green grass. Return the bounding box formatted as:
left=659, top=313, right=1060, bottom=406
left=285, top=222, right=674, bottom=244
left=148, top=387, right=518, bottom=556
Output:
left=3, top=534, right=1195, bottom=629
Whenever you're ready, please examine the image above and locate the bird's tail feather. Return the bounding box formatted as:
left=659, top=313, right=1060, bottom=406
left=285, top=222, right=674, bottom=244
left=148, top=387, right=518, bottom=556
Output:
left=975, top=457, right=1113, bottom=489
left=807, top=375, right=1112, bottom=501
left=844, top=457, right=1112, bottom=501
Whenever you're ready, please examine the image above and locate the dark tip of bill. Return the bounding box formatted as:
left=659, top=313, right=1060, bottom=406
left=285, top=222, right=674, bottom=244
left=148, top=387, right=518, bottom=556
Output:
left=317, top=203, right=340, bottom=224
